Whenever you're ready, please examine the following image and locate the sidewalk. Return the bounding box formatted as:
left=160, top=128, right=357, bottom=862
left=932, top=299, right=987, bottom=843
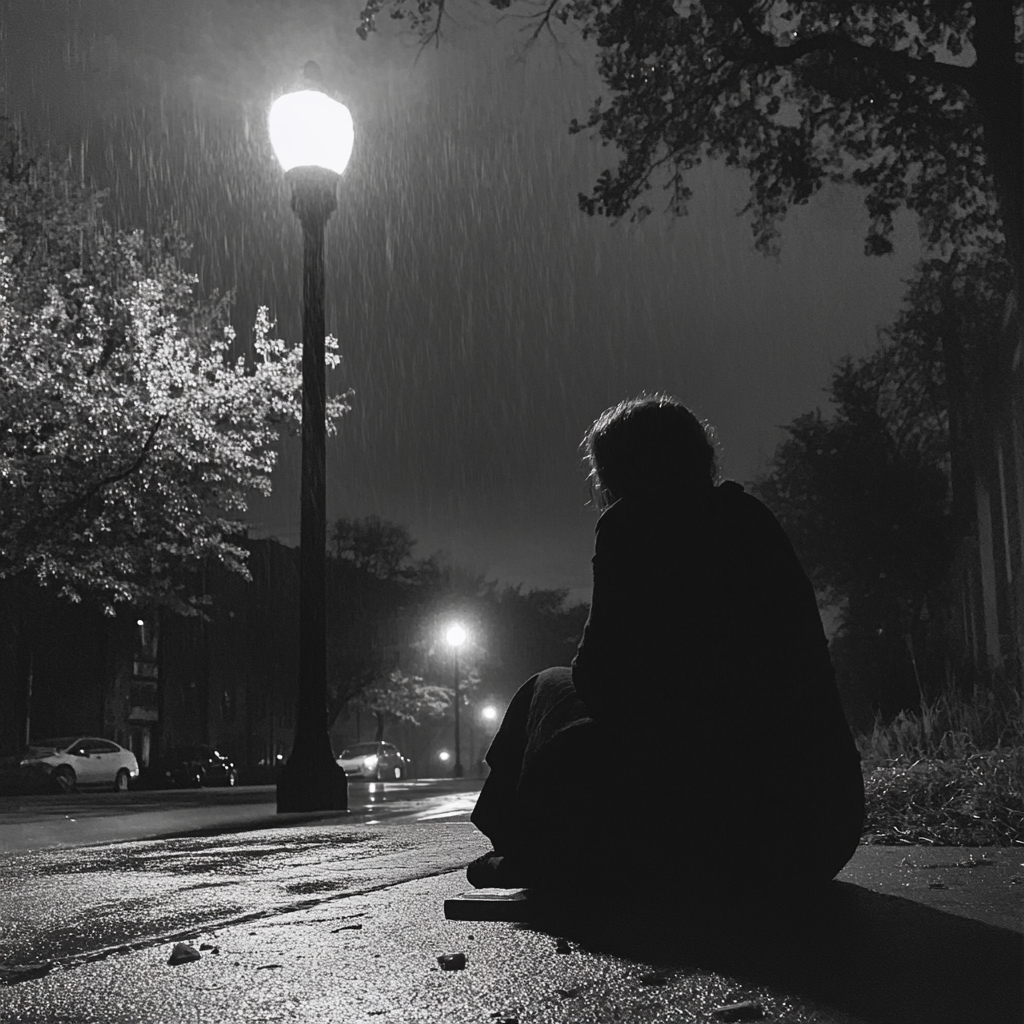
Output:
left=0, top=818, right=1020, bottom=1024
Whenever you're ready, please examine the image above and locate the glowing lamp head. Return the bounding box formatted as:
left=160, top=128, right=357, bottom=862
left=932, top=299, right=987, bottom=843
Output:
left=269, top=87, right=354, bottom=175
left=444, top=623, right=468, bottom=648
left=480, top=705, right=498, bottom=722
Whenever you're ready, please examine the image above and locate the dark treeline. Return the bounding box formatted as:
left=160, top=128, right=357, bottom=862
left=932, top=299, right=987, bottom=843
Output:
left=753, top=246, right=1019, bottom=732
left=0, top=517, right=589, bottom=767
left=325, top=515, right=590, bottom=737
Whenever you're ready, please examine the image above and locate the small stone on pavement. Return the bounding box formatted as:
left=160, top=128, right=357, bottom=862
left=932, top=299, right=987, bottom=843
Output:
left=167, top=943, right=202, bottom=966
left=437, top=952, right=467, bottom=971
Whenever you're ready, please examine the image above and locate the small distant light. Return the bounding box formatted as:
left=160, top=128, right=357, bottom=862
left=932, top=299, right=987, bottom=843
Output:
left=438, top=750, right=451, bottom=762
left=480, top=705, right=498, bottom=721
left=136, top=619, right=144, bottom=627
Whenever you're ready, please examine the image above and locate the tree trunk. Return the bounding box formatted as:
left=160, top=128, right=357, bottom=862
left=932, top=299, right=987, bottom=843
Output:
left=0, top=578, right=32, bottom=756
left=374, top=712, right=385, bottom=743
left=939, top=315, right=975, bottom=536
left=972, top=0, right=1023, bottom=340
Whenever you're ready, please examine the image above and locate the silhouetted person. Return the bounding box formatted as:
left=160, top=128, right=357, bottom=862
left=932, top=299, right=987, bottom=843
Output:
left=469, top=395, right=863, bottom=894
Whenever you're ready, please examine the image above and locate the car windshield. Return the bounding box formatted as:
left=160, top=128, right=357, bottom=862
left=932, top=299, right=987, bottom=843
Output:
left=30, top=738, right=77, bottom=752
left=340, top=744, right=379, bottom=758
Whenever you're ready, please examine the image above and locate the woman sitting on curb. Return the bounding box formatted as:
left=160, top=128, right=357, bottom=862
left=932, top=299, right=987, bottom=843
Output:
left=468, top=394, right=864, bottom=893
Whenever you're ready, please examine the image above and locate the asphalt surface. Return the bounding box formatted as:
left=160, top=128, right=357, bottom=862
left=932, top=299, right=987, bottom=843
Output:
left=0, top=787, right=1021, bottom=1023
left=0, top=825, right=1021, bottom=1024
left=0, top=779, right=482, bottom=853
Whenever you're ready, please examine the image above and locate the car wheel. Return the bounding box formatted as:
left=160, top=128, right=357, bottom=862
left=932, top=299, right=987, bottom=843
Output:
left=52, top=766, right=76, bottom=793
left=393, top=766, right=402, bottom=780
left=226, top=769, right=237, bottom=787
left=113, top=769, right=130, bottom=793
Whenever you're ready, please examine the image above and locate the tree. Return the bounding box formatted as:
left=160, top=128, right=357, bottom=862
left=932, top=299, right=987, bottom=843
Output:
left=484, top=584, right=590, bottom=697
left=359, top=2, right=1021, bottom=285
left=0, top=129, right=350, bottom=613
left=359, top=0, right=1022, bottom=677
left=332, top=515, right=418, bottom=580
left=326, top=516, right=450, bottom=728
left=752, top=320, right=970, bottom=716
left=352, top=669, right=451, bottom=742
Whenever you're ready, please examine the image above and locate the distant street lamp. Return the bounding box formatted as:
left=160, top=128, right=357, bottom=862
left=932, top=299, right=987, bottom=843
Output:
left=444, top=622, right=468, bottom=777
left=270, top=62, right=355, bottom=813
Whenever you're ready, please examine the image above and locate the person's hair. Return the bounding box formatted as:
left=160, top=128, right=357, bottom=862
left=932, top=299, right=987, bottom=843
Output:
left=582, top=394, right=718, bottom=507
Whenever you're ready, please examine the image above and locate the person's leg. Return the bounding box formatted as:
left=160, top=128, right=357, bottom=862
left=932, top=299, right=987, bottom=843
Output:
left=511, top=667, right=626, bottom=888
left=755, top=755, right=865, bottom=889
left=469, top=672, right=539, bottom=855
left=468, top=667, right=611, bottom=888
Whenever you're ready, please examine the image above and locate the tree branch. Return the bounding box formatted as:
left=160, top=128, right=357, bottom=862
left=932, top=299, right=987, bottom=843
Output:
left=43, top=415, right=167, bottom=533
left=722, top=1, right=975, bottom=96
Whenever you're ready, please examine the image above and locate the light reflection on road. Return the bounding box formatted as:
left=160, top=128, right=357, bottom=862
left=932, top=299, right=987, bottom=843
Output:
left=0, top=779, right=484, bottom=852
left=406, top=792, right=480, bottom=821
left=354, top=782, right=480, bottom=823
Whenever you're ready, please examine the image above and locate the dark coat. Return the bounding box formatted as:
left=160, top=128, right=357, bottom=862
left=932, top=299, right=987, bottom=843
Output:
left=471, top=481, right=864, bottom=886
left=571, top=481, right=860, bottom=820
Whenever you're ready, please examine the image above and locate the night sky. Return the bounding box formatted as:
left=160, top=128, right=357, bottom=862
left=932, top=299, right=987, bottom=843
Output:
left=1, top=0, right=922, bottom=603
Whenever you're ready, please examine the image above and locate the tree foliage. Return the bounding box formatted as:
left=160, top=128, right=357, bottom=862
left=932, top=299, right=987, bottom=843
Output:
left=0, top=130, right=350, bottom=612
left=326, top=515, right=451, bottom=726
left=358, top=0, right=1021, bottom=266
left=325, top=515, right=589, bottom=729
left=753, top=363, right=954, bottom=625
left=352, top=669, right=452, bottom=742
left=751, top=243, right=1010, bottom=712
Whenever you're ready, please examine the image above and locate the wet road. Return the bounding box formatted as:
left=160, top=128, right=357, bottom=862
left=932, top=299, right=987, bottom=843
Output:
left=0, top=779, right=483, bottom=853
left=0, top=778, right=481, bottom=828
left=0, top=782, right=487, bottom=976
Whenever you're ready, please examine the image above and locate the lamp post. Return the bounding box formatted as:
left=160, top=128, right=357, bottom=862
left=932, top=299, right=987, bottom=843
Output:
left=444, top=623, right=467, bottom=777
left=270, top=62, right=354, bottom=812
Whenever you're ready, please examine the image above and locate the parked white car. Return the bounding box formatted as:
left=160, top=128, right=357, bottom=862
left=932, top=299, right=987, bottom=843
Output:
left=21, top=737, right=140, bottom=792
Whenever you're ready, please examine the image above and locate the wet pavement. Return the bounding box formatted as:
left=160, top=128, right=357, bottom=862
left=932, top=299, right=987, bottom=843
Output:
left=0, top=779, right=483, bottom=853
left=0, top=790, right=1021, bottom=1023
left=0, top=821, right=490, bottom=969
left=0, top=826, right=1021, bottom=1024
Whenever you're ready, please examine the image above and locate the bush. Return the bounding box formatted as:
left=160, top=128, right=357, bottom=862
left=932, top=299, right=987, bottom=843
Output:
left=856, top=676, right=1023, bottom=846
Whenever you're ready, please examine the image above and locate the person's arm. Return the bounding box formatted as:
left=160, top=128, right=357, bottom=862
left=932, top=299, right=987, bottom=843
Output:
left=570, top=501, right=645, bottom=720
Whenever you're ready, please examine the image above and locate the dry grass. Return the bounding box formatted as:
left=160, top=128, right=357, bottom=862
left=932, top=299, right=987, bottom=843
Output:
left=856, top=679, right=1023, bottom=846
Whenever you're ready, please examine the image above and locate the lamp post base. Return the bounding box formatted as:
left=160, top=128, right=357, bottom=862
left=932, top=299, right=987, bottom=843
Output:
left=276, top=752, right=349, bottom=813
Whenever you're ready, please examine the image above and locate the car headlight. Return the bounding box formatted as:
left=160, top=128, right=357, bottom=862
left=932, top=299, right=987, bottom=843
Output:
left=364, top=755, right=379, bottom=770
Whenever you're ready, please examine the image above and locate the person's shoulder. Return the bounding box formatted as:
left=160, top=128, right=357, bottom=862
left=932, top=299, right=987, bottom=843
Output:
left=715, top=480, right=773, bottom=519
left=714, top=480, right=794, bottom=551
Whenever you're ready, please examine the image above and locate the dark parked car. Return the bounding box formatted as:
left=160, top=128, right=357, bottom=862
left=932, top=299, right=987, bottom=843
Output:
left=161, top=745, right=238, bottom=788
left=336, top=742, right=409, bottom=780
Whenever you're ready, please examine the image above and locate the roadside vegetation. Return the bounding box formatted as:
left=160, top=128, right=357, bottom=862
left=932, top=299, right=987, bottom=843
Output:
left=857, top=679, right=1023, bottom=847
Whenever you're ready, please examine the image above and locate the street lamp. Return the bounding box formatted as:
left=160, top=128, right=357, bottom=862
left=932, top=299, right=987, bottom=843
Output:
left=270, top=62, right=354, bottom=813
left=444, top=622, right=468, bottom=777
